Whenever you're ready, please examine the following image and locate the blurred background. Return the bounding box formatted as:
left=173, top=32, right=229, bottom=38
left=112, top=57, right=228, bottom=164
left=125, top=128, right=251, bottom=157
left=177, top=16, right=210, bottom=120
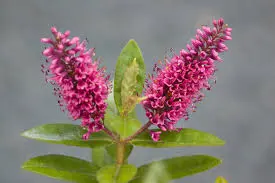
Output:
left=1, top=0, right=275, bottom=182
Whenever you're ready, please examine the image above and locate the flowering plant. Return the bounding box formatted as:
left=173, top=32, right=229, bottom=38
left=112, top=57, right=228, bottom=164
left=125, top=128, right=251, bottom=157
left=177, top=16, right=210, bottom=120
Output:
left=21, top=18, right=232, bottom=183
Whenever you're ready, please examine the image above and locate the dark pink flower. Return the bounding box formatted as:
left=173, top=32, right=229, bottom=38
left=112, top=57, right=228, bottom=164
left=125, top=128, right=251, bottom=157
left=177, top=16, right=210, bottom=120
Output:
left=143, top=18, right=232, bottom=141
left=41, top=27, right=109, bottom=139
left=150, top=131, right=162, bottom=142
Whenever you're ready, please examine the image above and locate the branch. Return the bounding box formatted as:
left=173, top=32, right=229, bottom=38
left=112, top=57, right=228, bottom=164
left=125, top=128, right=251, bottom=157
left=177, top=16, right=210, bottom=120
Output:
left=124, top=121, right=151, bottom=142
left=103, top=127, right=118, bottom=141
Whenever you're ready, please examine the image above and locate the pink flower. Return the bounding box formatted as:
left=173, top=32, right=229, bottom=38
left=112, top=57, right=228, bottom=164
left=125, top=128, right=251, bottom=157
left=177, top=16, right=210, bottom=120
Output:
left=143, top=18, right=232, bottom=141
left=41, top=27, right=109, bottom=139
left=150, top=131, right=162, bottom=142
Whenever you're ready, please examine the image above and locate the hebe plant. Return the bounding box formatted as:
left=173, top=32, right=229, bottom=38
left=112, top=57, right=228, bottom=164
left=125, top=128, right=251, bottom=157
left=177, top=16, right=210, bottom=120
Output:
left=21, top=18, right=232, bottom=183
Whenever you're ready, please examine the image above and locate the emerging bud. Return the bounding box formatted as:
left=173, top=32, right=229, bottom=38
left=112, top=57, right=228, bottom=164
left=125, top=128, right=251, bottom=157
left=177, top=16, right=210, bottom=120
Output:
left=121, top=58, right=140, bottom=115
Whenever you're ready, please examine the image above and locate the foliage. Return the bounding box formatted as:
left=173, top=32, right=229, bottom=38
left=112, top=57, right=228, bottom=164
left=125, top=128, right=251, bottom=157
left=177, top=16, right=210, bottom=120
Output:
left=22, top=18, right=232, bottom=182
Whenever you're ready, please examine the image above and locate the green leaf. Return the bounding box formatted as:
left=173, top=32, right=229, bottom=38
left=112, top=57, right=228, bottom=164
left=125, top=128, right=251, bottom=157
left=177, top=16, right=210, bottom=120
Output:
left=215, top=176, right=228, bottom=183
left=97, top=164, right=137, bottom=183
left=21, top=154, right=99, bottom=183
left=21, top=123, right=113, bottom=148
left=104, top=112, right=142, bottom=139
left=131, top=161, right=170, bottom=183
left=92, top=147, right=114, bottom=167
left=129, top=155, right=222, bottom=183
left=131, top=128, right=225, bottom=148
left=114, top=39, right=145, bottom=114
left=121, top=58, right=140, bottom=114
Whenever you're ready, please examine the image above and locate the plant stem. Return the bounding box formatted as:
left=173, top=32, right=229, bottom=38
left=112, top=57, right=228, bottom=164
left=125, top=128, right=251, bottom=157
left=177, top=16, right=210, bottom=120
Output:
left=103, top=127, right=118, bottom=141
left=116, top=142, right=125, bottom=165
left=123, top=121, right=151, bottom=142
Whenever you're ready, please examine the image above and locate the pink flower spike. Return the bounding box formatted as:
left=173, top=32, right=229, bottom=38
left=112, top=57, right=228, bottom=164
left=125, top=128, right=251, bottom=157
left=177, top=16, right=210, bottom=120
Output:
left=142, top=18, right=232, bottom=134
left=41, top=27, right=110, bottom=140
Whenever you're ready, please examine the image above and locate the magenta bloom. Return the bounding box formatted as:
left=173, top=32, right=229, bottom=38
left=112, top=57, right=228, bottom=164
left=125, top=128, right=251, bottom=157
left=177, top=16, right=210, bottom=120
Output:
left=41, top=27, right=109, bottom=139
left=143, top=18, right=232, bottom=141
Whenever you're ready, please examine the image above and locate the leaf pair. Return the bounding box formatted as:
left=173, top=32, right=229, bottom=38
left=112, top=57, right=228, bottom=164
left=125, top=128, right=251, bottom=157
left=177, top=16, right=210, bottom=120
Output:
left=22, top=154, right=221, bottom=183
left=21, top=123, right=225, bottom=182
left=21, top=124, right=225, bottom=149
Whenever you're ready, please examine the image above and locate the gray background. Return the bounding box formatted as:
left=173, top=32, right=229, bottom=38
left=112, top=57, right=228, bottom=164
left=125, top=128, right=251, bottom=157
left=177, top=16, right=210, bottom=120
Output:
left=0, top=0, right=274, bottom=182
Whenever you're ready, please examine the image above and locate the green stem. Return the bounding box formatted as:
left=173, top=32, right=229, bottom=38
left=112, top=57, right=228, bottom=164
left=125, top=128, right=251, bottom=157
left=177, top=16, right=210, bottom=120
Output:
left=111, top=142, right=125, bottom=183
left=116, top=142, right=125, bottom=165
left=124, top=121, right=151, bottom=142
left=103, top=127, right=118, bottom=141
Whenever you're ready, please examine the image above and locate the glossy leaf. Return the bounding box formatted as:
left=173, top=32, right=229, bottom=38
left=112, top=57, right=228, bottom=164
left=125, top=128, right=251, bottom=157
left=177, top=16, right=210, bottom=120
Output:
left=129, top=155, right=222, bottom=183
left=92, top=147, right=114, bottom=167
left=215, top=176, right=228, bottom=183
left=131, top=128, right=225, bottom=148
left=104, top=112, right=142, bottom=139
left=21, top=154, right=99, bottom=183
left=133, top=161, right=170, bottom=183
left=114, top=39, right=145, bottom=113
left=97, top=164, right=137, bottom=183
left=21, top=123, right=113, bottom=148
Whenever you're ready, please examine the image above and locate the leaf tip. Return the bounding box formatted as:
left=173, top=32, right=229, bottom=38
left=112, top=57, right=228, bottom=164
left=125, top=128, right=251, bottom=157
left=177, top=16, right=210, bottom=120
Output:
left=20, top=130, right=29, bottom=138
left=217, top=138, right=226, bottom=146
left=21, top=160, right=30, bottom=170
left=216, top=176, right=228, bottom=183
left=21, top=164, right=27, bottom=170
left=127, top=39, right=139, bottom=48
left=128, top=38, right=137, bottom=44
left=204, top=155, right=223, bottom=167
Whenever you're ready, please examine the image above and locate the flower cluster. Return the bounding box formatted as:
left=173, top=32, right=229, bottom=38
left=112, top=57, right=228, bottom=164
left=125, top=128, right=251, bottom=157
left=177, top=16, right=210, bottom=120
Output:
left=143, top=18, right=232, bottom=141
left=41, top=27, right=109, bottom=139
